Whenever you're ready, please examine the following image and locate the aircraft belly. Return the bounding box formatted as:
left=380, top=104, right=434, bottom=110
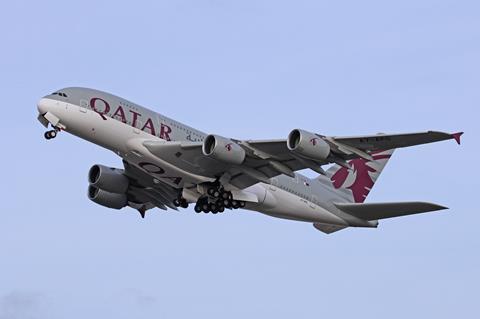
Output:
left=249, top=186, right=347, bottom=225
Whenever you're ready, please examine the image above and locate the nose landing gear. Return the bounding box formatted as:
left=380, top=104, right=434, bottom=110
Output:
left=44, top=129, right=59, bottom=140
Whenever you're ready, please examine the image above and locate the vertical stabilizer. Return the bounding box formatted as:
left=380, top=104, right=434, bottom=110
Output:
left=325, top=149, right=394, bottom=203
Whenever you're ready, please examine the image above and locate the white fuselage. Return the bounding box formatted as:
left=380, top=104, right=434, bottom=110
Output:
left=37, top=87, right=362, bottom=227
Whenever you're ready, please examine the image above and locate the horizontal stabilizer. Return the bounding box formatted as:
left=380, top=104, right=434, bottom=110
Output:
left=334, top=201, right=448, bottom=221
left=313, top=223, right=347, bottom=234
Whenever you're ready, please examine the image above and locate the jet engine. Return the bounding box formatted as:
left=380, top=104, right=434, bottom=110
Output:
left=88, top=185, right=127, bottom=209
left=202, top=134, right=246, bottom=165
left=287, top=129, right=331, bottom=161
left=88, top=164, right=129, bottom=194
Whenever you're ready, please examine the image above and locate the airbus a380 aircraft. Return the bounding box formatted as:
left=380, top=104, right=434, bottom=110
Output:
left=37, top=87, right=462, bottom=234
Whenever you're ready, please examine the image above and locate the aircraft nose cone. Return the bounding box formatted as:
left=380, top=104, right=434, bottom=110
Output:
left=37, top=98, right=51, bottom=114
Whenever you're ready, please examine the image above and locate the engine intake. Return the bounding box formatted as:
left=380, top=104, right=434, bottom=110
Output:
left=88, top=164, right=129, bottom=194
left=202, top=134, right=245, bottom=165
left=88, top=185, right=127, bottom=209
left=287, top=129, right=331, bottom=161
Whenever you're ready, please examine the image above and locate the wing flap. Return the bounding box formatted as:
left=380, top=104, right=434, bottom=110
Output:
left=334, top=201, right=448, bottom=221
left=123, top=160, right=180, bottom=211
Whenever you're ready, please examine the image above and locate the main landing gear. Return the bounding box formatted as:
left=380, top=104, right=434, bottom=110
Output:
left=44, top=129, right=59, bottom=140
left=172, top=186, right=246, bottom=214
left=172, top=184, right=246, bottom=214
left=194, top=186, right=245, bottom=214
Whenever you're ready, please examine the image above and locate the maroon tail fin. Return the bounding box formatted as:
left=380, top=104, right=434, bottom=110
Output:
left=326, top=150, right=394, bottom=203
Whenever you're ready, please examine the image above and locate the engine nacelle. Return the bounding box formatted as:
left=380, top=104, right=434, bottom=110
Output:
left=88, top=185, right=127, bottom=209
left=287, top=129, right=331, bottom=161
left=202, top=134, right=246, bottom=165
left=88, top=164, right=129, bottom=194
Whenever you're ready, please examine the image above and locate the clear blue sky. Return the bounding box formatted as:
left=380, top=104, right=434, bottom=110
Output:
left=1, top=1, right=478, bottom=318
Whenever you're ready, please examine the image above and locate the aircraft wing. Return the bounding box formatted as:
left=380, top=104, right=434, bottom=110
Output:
left=141, top=130, right=462, bottom=190
left=327, top=131, right=463, bottom=153
left=249, top=131, right=462, bottom=162
left=142, top=140, right=306, bottom=189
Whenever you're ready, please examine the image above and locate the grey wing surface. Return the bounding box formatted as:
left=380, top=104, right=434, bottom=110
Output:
left=329, top=131, right=462, bottom=153
left=143, top=140, right=314, bottom=189
left=141, top=130, right=461, bottom=190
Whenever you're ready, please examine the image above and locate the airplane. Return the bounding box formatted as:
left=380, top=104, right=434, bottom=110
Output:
left=37, top=87, right=463, bottom=234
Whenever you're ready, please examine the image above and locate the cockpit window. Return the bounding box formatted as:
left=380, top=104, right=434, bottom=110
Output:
left=52, top=92, right=68, bottom=97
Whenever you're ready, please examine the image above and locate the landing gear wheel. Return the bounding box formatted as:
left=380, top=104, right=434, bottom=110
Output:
left=44, top=130, right=57, bottom=140
left=221, top=191, right=233, bottom=200
left=173, top=199, right=181, bottom=207
left=224, top=199, right=232, bottom=209
left=232, top=200, right=240, bottom=209
left=215, top=200, right=224, bottom=209
left=202, top=203, right=209, bottom=213
left=209, top=203, right=217, bottom=212
left=207, top=188, right=216, bottom=196
left=194, top=205, right=202, bottom=213
left=239, top=201, right=246, bottom=208
left=181, top=200, right=189, bottom=208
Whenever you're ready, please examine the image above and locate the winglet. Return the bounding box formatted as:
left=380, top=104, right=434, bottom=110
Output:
left=451, top=132, right=464, bottom=145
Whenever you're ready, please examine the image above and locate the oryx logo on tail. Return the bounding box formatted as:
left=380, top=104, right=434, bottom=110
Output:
left=329, top=150, right=394, bottom=203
